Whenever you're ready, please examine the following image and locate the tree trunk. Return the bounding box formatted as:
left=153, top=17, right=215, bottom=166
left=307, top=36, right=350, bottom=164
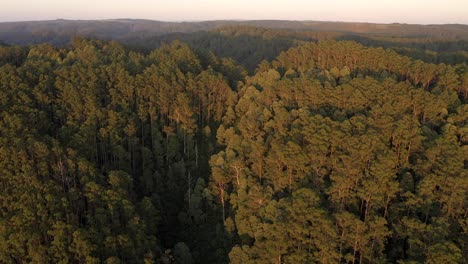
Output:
left=195, top=143, right=198, bottom=168
left=233, top=165, right=240, bottom=186
left=220, top=185, right=225, bottom=220
left=188, top=171, right=191, bottom=209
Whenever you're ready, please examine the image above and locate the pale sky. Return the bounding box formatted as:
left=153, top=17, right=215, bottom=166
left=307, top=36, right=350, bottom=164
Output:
left=0, top=0, right=467, bottom=24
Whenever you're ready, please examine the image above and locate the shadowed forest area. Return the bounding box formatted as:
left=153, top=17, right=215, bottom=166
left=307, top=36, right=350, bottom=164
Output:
left=0, top=20, right=467, bottom=264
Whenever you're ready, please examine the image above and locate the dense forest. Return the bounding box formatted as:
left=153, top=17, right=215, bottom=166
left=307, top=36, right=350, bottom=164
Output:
left=0, top=23, right=467, bottom=264
left=2, top=19, right=468, bottom=45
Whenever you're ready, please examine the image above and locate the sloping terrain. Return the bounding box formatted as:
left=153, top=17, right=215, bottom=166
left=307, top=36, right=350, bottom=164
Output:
left=1, top=19, right=467, bottom=45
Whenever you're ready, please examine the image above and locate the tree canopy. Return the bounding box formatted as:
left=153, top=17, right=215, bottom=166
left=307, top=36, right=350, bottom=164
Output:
left=0, top=34, right=466, bottom=263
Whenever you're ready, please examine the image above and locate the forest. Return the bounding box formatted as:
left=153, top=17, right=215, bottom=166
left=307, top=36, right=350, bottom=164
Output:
left=0, top=23, right=467, bottom=264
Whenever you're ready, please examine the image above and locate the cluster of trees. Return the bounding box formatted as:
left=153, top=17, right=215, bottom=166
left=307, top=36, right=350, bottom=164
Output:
left=213, top=40, right=466, bottom=263
left=338, top=35, right=468, bottom=65
left=125, top=26, right=318, bottom=73
left=0, top=38, right=242, bottom=263
left=126, top=26, right=467, bottom=73
left=0, top=36, right=466, bottom=263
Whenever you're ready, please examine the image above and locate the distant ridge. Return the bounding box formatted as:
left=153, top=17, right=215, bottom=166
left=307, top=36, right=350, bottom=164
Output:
left=0, top=19, right=467, bottom=45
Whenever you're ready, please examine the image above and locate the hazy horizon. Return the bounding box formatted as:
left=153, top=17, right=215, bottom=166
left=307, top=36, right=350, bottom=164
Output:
left=1, top=0, right=467, bottom=25
left=1, top=18, right=467, bottom=26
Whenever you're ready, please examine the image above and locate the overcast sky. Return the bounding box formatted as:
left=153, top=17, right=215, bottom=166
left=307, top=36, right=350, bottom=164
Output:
left=1, top=0, right=467, bottom=24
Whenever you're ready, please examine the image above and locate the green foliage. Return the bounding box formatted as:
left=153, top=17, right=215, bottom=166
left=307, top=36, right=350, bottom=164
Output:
left=211, top=40, right=466, bottom=263
left=0, top=34, right=466, bottom=264
left=0, top=39, right=234, bottom=263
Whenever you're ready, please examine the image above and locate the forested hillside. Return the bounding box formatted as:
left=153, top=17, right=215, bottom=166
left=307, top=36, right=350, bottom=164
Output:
left=125, top=26, right=468, bottom=72
left=0, top=35, right=466, bottom=263
left=1, top=19, right=468, bottom=46
left=2, top=19, right=467, bottom=71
